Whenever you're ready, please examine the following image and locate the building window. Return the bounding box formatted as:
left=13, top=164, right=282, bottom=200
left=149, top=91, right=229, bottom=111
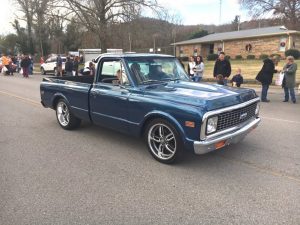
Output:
left=245, top=44, right=252, bottom=52
left=193, top=48, right=198, bottom=56
left=209, top=44, right=214, bottom=54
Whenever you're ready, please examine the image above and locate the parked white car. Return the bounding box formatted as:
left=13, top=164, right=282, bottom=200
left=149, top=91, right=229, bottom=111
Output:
left=41, top=56, right=66, bottom=75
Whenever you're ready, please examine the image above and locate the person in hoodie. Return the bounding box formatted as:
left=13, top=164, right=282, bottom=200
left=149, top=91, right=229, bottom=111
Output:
left=213, top=52, right=231, bottom=86
left=256, top=56, right=279, bottom=102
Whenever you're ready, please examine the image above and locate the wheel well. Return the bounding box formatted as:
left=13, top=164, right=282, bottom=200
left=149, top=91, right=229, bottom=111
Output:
left=52, top=96, right=63, bottom=109
left=141, top=115, right=181, bottom=137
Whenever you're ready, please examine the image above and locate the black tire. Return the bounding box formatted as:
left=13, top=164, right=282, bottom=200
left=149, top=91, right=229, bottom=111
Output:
left=56, top=99, right=81, bottom=130
left=41, top=67, right=46, bottom=75
left=144, top=118, right=183, bottom=164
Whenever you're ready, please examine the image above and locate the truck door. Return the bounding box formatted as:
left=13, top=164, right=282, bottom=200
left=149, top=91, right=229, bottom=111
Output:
left=89, top=59, right=131, bottom=132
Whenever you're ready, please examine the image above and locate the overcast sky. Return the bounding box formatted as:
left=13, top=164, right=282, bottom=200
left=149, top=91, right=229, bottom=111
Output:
left=0, top=0, right=249, bottom=35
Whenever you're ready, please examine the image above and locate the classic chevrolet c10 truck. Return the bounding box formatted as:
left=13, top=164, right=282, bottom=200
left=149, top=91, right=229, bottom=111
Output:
left=40, top=53, right=261, bottom=164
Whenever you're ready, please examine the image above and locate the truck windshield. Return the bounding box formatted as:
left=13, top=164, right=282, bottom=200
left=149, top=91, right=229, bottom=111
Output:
left=125, top=57, right=189, bottom=85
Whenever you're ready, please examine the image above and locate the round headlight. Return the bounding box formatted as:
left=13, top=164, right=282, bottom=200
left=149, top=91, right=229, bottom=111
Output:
left=207, top=116, right=218, bottom=134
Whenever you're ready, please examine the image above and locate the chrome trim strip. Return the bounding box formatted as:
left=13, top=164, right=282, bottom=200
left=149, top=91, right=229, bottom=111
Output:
left=200, top=97, right=260, bottom=140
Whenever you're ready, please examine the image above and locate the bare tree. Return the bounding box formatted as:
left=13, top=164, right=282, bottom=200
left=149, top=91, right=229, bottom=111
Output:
left=14, top=0, right=36, bottom=54
left=240, top=0, right=300, bottom=30
left=63, top=0, right=161, bottom=51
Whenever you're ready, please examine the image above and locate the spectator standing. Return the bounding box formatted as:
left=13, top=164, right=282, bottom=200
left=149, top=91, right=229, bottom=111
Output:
left=8, top=55, right=14, bottom=75
left=15, top=55, right=21, bottom=73
left=231, top=68, right=244, bottom=87
left=40, top=56, right=44, bottom=65
left=89, top=62, right=95, bottom=76
left=1, top=54, right=10, bottom=74
left=193, top=56, right=204, bottom=82
left=28, top=55, right=34, bottom=75
left=73, top=56, right=79, bottom=76
left=256, top=56, right=279, bottom=102
left=282, top=56, right=297, bottom=103
left=56, top=54, right=63, bottom=76
left=187, top=56, right=195, bottom=79
left=21, top=55, right=31, bottom=78
left=65, top=57, right=74, bottom=76
left=213, top=52, right=231, bottom=85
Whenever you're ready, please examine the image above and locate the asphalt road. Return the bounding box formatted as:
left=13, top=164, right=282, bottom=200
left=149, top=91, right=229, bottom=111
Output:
left=0, top=74, right=300, bottom=225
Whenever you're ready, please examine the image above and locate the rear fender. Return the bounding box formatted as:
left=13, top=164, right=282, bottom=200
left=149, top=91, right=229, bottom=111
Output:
left=51, top=93, right=71, bottom=110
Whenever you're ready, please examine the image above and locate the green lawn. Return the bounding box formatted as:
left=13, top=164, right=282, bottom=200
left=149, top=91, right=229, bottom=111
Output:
left=185, top=59, right=300, bottom=83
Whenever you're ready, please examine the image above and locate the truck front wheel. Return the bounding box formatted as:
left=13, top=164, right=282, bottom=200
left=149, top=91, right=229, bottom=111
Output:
left=56, top=99, right=81, bottom=130
left=145, top=119, right=183, bottom=164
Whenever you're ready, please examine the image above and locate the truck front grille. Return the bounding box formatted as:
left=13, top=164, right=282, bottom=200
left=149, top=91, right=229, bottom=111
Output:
left=217, top=103, right=257, bottom=132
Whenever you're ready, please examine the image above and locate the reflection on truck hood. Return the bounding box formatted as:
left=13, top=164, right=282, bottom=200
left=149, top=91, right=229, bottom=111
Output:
left=142, top=81, right=258, bottom=111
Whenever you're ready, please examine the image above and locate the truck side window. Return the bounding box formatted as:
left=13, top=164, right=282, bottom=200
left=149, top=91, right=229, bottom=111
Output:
left=99, top=60, right=130, bottom=86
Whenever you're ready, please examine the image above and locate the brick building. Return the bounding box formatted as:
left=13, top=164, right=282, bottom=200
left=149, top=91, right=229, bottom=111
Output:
left=173, top=26, right=300, bottom=59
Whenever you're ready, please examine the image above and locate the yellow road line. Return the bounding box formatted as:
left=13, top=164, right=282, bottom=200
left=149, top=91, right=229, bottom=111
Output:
left=261, top=116, right=300, bottom=125
left=0, top=90, right=41, bottom=107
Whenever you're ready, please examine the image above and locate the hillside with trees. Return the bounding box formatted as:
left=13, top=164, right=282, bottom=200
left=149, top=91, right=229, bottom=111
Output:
left=0, top=0, right=298, bottom=58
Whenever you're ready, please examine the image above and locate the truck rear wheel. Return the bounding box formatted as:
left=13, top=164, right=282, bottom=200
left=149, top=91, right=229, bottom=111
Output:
left=56, top=99, right=81, bottom=130
left=144, top=118, right=183, bottom=164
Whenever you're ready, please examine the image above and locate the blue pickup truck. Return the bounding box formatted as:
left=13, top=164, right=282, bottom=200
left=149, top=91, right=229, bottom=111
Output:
left=40, top=53, right=261, bottom=163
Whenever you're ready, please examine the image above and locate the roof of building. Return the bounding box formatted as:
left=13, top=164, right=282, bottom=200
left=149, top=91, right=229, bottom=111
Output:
left=173, top=26, right=300, bottom=45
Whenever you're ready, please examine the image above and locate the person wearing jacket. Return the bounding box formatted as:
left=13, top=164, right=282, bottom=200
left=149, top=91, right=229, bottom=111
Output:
left=20, top=55, right=31, bottom=78
left=65, top=57, right=73, bottom=76
left=73, top=56, right=79, bottom=76
left=282, top=56, right=297, bottom=103
left=187, top=56, right=195, bottom=79
left=213, top=52, right=231, bottom=85
left=256, top=56, right=279, bottom=102
left=193, top=56, right=204, bottom=82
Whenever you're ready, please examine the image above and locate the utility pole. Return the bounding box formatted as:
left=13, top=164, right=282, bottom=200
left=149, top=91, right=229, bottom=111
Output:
left=128, top=33, right=132, bottom=52
left=219, top=0, right=222, bottom=25
left=237, top=15, right=241, bottom=31
left=173, top=29, right=176, bottom=56
left=153, top=35, right=156, bottom=54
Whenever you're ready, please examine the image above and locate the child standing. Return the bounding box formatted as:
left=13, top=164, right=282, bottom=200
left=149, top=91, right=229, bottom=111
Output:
left=216, top=74, right=225, bottom=85
left=231, top=68, right=244, bottom=87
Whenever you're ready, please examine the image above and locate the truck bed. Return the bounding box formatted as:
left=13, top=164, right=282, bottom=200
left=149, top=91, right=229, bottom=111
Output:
left=41, top=75, right=95, bottom=122
left=42, top=75, right=95, bottom=84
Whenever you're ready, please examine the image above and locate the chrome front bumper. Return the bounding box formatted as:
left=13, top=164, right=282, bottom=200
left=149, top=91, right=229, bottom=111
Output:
left=194, top=117, right=261, bottom=154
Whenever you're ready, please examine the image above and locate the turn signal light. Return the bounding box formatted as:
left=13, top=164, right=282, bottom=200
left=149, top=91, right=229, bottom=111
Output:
left=185, top=121, right=195, bottom=128
left=215, top=140, right=226, bottom=149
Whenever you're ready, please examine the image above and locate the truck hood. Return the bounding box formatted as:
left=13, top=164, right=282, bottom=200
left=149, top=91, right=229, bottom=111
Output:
left=142, top=81, right=258, bottom=111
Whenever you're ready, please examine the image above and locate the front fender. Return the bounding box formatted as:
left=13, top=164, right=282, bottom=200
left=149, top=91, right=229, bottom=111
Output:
left=141, top=110, right=188, bottom=144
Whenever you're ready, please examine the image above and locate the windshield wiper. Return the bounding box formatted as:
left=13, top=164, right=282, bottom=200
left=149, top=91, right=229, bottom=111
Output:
left=140, top=80, right=167, bottom=85
left=167, top=78, right=181, bottom=82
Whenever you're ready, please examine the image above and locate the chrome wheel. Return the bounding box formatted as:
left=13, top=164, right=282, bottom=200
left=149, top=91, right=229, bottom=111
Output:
left=148, top=123, right=177, bottom=160
left=57, top=101, right=70, bottom=126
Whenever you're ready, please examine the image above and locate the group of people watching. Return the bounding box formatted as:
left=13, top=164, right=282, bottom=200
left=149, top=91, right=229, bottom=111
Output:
left=256, top=55, right=297, bottom=103
left=1, top=54, right=34, bottom=78
left=187, top=52, right=244, bottom=87
left=185, top=51, right=297, bottom=103
left=55, top=55, right=95, bottom=77
left=188, top=55, right=205, bottom=82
